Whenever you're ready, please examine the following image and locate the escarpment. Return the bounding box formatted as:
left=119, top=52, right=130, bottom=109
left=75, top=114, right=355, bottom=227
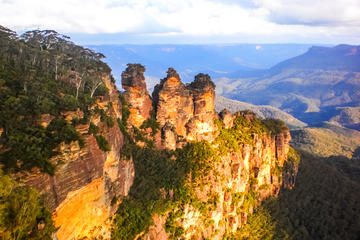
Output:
left=13, top=63, right=295, bottom=240
left=0, top=28, right=296, bottom=240
left=21, top=75, right=135, bottom=240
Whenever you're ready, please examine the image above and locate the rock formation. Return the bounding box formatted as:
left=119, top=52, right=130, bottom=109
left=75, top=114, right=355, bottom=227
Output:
left=21, top=65, right=295, bottom=240
left=121, top=67, right=295, bottom=239
left=121, top=64, right=152, bottom=128
left=153, top=68, right=218, bottom=148
left=186, top=73, right=217, bottom=142
left=153, top=68, right=194, bottom=139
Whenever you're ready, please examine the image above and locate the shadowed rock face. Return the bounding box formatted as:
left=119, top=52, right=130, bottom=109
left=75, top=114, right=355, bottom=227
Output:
left=121, top=64, right=146, bottom=90
left=121, top=64, right=152, bottom=128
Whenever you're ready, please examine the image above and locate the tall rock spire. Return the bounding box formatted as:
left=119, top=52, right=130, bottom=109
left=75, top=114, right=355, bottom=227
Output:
left=121, top=64, right=152, bottom=128
left=153, top=68, right=218, bottom=148
left=186, top=73, right=217, bottom=141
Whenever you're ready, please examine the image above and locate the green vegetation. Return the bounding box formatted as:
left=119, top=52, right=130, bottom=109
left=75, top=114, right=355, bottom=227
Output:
left=291, top=124, right=360, bottom=158
left=140, top=112, right=160, bottom=136
left=233, top=199, right=277, bottom=240
left=0, top=26, right=111, bottom=174
left=262, top=119, right=289, bottom=134
left=0, top=170, right=55, bottom=239
left=111, top=141, right=217, bottom=240
left=0, top=117, right=83, bottom=175
left=88, top=122, right=99, bottom=135
left=95, top=134, right=110, bottom=152
left=96, top=107, right=115, bottom=128
left=215, top=113, right=288, bottom=155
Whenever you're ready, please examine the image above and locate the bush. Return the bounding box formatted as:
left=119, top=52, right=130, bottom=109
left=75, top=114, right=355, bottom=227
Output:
left=88, top=122, right=99, bottom=135
left=0, top=170, right=55, bottom=239
left=262, top=119, right=289, bottom=134
left=95, top=134, right=110, bottom=152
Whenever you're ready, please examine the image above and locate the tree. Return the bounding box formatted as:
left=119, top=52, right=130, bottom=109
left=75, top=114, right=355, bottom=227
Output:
left=88, top=73, right=104, bottom=98
left=0, top=170, right=55, bottom=240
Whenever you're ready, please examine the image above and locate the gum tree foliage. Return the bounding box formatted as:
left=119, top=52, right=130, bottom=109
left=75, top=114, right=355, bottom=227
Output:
left=0, top=170, right=55, bottom=240
left=0, top=26, right=111, bottom=174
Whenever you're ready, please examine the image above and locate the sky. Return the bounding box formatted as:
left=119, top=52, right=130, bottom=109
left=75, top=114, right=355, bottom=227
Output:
left=1, top=0, right=360, bottom=45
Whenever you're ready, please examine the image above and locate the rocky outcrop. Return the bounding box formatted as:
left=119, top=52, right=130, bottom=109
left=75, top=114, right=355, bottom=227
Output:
left=186, top=73, right=217, bottom=142
left=153, top=69, right=217, bottom=148
left=219, top=109, right=234, bottom=129
left=121, top=64, right=152, bottom=128
left=153, top=68, right=194, bottom=139
left=22, top=76, right=134, bottom=240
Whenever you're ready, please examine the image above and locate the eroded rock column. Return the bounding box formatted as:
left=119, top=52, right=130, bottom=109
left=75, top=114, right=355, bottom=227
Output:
left=186, top=73, right=218, bottom=142
left=121, top=64, right=152, bottom=128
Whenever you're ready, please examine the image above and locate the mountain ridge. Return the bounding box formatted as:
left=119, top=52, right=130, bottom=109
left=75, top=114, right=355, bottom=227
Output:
left=222, top=44, right=360, bottom=127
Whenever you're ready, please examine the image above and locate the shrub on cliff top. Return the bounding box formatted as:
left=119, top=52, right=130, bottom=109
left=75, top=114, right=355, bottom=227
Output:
left=262, top=118, right=289, bottom=134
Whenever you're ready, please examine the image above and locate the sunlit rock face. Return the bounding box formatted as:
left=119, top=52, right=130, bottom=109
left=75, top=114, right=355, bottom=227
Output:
left=23, top=78, right=135, bottom=240
left=153, top=68, right=194, bottom=139
left=121, top=64, right=152, bottom=128
left=153, top=69, right=218, bottom=148
left=186, top=73, right=217, bottom=142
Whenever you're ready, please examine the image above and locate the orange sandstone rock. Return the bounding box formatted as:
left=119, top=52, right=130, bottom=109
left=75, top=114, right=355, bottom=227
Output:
left=121, top=64, right=152, bottom=128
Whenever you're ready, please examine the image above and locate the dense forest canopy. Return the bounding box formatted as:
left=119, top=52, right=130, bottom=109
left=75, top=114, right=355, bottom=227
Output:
left=0, top=26, right=112, bottom=174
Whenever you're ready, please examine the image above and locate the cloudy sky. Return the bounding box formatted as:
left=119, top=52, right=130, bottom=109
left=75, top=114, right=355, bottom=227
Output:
left=1, top=0, right=359, bottom=44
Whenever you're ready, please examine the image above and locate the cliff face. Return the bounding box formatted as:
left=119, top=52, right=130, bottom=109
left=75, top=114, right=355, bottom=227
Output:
left=22, top=75, right=134, bottom=240
left=143, top=120, right=292, bottom=240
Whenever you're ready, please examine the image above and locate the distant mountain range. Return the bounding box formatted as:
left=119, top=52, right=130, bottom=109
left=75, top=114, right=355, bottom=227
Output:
left=88, top=44, right=317, bottom=88
left=222, top=44, right=360, bottom=127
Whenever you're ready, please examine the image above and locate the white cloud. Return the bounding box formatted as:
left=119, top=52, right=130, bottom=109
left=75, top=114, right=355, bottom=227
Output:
left=254, top=0, right=360, bottom=26
left=0, top=0, right=359, bottom=43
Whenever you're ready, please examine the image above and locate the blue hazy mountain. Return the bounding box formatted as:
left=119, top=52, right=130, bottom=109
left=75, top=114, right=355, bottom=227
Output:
left=88, top=44, right=316, bottom=88
left=222, top=44, right=360, bottom=127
